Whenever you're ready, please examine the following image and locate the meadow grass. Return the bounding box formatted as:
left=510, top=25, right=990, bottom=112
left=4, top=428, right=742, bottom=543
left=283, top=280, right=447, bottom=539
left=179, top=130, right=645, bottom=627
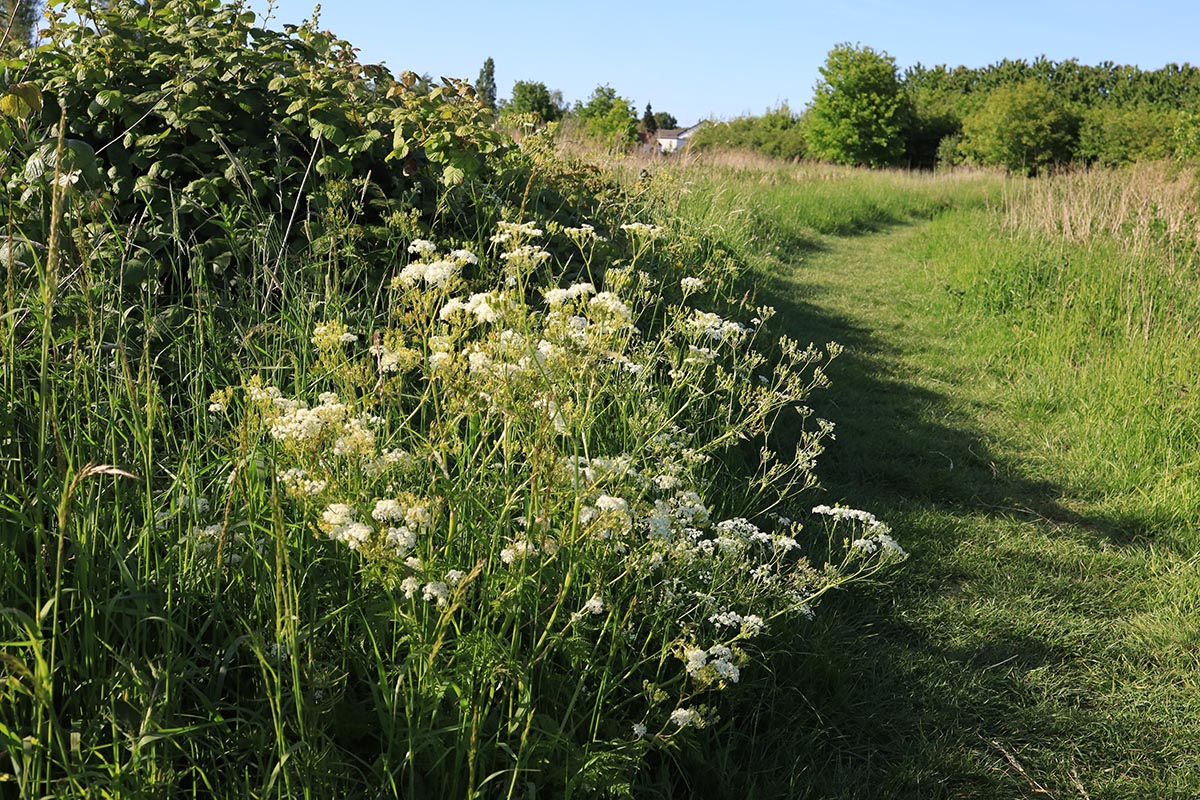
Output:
left=0, top=137, right=908, bottom=797
left=6, top=109, right=1199, bottom=798
left=649, top=158, right=1200, bottom=798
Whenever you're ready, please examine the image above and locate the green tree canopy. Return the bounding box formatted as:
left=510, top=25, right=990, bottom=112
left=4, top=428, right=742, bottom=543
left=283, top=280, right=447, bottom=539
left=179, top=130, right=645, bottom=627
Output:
left=574, top=85, right=637, bottom=150
left=1078, top=104, right=1177, bottom=166
left=503, top=80, right=562, bottom=122
left=653, top=111, right=677, bottom=130
left=3, top=0, right=41, bottom=51
left=961, top=79, right=1078, bottom=173
left=806, top=43, right=910, bottom=167
left=476, top=56, right=497, bottom=112
left=640, top=102, right=657, bottom=135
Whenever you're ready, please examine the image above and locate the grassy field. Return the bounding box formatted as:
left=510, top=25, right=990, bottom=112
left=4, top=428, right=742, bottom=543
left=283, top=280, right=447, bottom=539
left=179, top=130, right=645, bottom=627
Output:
left=5, top=97, right=1199, bottom=796
left=656, top=157, right=1200, bottom=798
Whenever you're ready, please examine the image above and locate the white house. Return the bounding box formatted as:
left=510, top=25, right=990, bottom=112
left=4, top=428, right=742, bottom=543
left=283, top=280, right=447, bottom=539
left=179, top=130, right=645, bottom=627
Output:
left=656, top=123, right=704, bottom=154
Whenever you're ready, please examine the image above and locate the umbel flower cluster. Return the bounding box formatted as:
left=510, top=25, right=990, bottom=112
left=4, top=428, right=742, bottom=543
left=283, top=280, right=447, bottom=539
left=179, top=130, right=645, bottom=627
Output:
left=204, top=216, right=904, bottom=789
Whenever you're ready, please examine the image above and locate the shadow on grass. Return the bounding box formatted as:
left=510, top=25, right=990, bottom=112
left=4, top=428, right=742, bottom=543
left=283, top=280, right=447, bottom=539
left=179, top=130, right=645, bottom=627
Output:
left=696, top=251, right=1160, bottom=798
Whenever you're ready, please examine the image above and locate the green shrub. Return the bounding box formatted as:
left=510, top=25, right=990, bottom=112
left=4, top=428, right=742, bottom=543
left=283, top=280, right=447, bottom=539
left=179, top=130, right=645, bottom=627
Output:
left=1078, top=105, right=1178, bottom=166
left=687, top=105, right=807, bottom=160
left=1173, top=110, right=1200, bottom=160
left=19, top=0, right=504, bottom=295
left=960, top=80, right=1078, bottom=174
left=805, top=43, right=911, bottom=167
left=574, top=85, right=639, bottom=152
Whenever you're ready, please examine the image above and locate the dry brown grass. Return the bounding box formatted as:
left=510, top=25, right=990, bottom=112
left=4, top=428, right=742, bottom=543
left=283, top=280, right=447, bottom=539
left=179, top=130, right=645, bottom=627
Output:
left=1002, top=161, right=1200, bottom=270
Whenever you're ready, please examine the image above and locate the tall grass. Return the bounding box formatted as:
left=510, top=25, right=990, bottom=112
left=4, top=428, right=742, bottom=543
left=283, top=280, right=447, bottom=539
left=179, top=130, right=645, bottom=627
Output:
left=0, top=130, right=908, bottom=796
left=919, top=162, right=1200, bottom=534
left=623, top=158, right=1004, bottom=288
left=673, top=157, right=1200, bottom=798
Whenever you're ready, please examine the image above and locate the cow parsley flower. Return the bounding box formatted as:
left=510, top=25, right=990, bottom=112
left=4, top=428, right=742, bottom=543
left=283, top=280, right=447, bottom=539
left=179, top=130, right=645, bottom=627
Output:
left=684, top=647, right=708, bottom=675
left=620, top=222, right=663, bottom=239
left=741, top=615, right=766, bottom=637
left=422, top=581, right=450, bottom=605
left=669, top=707, right=696, bottom=728
left=595, top=495, right=629, bottom=514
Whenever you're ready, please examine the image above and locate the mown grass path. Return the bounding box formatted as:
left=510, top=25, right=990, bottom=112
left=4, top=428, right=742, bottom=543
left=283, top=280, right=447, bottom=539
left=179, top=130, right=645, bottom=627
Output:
left=760, top=217, right=1198, bottom=799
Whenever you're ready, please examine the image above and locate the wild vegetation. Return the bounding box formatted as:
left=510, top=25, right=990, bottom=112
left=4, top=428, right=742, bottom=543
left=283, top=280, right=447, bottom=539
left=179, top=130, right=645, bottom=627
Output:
left=689, top=45, right=1200, bottom=172
left=4, top=1, right=1200, bottom=798
left=640, top=153, right=1200, bottom=797
left=0, top=2, right=902, bottom=797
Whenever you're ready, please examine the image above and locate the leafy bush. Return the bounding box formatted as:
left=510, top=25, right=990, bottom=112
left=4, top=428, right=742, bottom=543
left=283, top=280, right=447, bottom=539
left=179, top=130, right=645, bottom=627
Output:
left=18, top=0, right=503, bottom=294
left=687, top=105, right=807, bottom=161
left=961, top=80, right=1078, bottom=174
left=1173, top=110, right=1200, bottom=161
left=574, top=85, right=639, bottom=152
left=1078, top=105, right=1178, bottom=166
left=806, top=43, right=911, bottom=167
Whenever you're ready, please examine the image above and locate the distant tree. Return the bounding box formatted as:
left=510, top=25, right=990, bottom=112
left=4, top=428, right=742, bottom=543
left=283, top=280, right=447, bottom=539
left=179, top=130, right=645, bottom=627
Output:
left=806, top=43, right=911, bottom=167
left=575, top=85, right=637, bottom=150
left=640, top=102, right=658, bottom=135
left=503, top=80, right=562, bottom=122
left=2, top=0, right=40, bottom=50
left=653, top=111, right=678, bottom=129
left=476, top=57, right=497, bottom=112
left=961, top=79, right=1078, bottom=173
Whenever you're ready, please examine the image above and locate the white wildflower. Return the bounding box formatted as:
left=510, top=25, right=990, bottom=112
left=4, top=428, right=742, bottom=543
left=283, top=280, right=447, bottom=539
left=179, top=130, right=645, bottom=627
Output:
left=338, top=522, right=373, bottom=549
left=709, top=609, right=743, bottom=628
left=669, top=707, right=696, bottom=728
left=850, top=538, right=879, bottom=554
left=322, top=503, right=355, bottom=529
left=386, top=526, right=418, bottom=555
left=595, top=495, right=629, bottom=514
left=422, top=581, right=450, bottom=606
left=621, top=222, right=662, bottom=239
left=372, top=499, right=405, bottom=522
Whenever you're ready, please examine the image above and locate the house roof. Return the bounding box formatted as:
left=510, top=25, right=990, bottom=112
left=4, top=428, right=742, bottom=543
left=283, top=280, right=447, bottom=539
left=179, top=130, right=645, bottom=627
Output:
left=657, top=123, right=706, bottom=140
left=657, top=128, right=688, bottom=139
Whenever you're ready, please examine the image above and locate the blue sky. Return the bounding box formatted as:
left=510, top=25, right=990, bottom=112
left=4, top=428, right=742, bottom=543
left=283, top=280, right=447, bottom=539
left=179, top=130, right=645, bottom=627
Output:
left=262, top=1, right=1199, bottom=126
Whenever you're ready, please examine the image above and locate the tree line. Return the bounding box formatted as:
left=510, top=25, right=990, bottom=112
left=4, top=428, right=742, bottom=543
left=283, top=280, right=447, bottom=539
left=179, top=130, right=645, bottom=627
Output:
left=690, top=44, right=1200, bottom=172
left=475, top=57, right=677, bottom=152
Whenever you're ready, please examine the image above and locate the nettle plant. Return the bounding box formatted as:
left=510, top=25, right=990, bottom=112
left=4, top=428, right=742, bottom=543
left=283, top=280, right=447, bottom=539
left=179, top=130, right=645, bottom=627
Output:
left=201, top=217, right=904, bottom=794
